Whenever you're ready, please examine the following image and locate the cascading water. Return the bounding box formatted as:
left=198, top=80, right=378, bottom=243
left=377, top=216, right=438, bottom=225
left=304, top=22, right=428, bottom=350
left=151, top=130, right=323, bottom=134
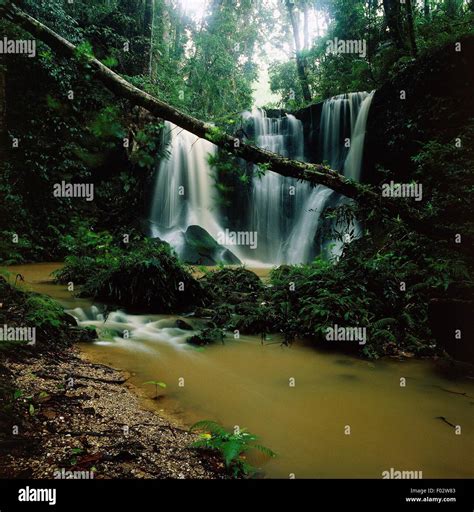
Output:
left=242, top=108, right=310, bottom=264
left=343, top=92, right=375, bottom=181
left=316, top=91, right=375, bottom=256
left=149, top=122, right=226, bottom=257
left=148, top=92, right=374, bottom=265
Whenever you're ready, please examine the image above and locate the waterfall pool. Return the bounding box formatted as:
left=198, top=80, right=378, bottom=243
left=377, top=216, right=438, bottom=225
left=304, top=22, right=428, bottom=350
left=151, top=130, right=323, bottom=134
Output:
left=7, top=263, right=474, bottom=479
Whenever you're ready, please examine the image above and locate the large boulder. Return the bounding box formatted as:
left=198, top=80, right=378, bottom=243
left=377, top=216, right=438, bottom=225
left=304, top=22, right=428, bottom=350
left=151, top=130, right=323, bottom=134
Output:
left=180, top=225, right=241, bottom=266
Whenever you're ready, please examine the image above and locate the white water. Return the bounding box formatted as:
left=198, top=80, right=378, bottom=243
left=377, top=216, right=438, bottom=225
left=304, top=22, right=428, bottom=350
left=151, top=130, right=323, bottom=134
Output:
left=344, top=92, right=375, bottom=181
left=149, top=123, right=227, bottom=256
left=149, top=92, right=374, bottom=265
left=244, top=108, right=312, bottom=263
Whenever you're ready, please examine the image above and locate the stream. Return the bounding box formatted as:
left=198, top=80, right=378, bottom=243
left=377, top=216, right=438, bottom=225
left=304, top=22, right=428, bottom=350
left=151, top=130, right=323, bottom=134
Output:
left=7, top=262, right=474, bottom=478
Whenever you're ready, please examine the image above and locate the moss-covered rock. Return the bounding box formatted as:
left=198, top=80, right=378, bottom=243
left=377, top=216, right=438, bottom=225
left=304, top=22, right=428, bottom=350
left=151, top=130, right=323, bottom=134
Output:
left=0, top=277, right=95, bottom=352
left=180, top=225, right=241, bottom=266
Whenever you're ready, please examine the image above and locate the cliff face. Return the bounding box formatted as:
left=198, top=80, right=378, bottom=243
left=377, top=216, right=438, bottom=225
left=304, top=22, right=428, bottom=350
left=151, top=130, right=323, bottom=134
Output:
left=292, top=34, right=474, bottom=182
left=293, top=102, right=323, bottom=163
left=365, top=34, right=474, bottom=185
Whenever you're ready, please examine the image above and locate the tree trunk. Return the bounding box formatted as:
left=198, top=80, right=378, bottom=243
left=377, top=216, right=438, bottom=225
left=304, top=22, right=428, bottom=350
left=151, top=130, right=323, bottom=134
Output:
left=382, top=0, right=406, bottom=50
left=147, top=0, right=155, bottom=78
left=424, top=0, right=430, bottom=18
left=0, top=2, right=468, bottom=249
left=303, top=2, right=310, bottom=50
left=285, top=1, right=311, bottom=102
left=405, top=0, right=418, bottom=57
left=444, top=0, right=460, bottom=17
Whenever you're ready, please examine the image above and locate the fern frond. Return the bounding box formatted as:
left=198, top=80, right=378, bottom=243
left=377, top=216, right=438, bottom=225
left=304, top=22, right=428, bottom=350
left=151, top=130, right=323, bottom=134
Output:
left=251, top=444, right=277, bottom=458
left=373, top=329, right=397, bottom=343
left=372, top=317, right=397, bottom=330
left=190, top=420, right=227, bottom=435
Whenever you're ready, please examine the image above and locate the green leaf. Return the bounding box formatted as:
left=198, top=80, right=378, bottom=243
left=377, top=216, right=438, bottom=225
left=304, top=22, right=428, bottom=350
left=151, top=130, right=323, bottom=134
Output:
left=190, top=420, right=227, bottom=436
left=251, top=444, right=277, bottom=458
left=221, top=440, right=242, bottom=466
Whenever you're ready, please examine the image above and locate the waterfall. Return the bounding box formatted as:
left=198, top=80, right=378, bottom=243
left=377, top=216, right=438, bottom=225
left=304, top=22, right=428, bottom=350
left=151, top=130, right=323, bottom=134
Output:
left=343, top=91, right=375, bottom=181
left=149, top=122, right=225, bottom=256
left=149, top=92, right=374, bottom=265
left=243, top=108, right=308, bottom=264
left=312, top=91, right=375, bottom=257
left=319, top=92, right=370, bottom=171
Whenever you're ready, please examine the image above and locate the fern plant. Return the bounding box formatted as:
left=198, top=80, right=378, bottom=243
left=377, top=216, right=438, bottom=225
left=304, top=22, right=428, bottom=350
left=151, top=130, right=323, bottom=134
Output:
left=190, top=420, right=276, bottom=478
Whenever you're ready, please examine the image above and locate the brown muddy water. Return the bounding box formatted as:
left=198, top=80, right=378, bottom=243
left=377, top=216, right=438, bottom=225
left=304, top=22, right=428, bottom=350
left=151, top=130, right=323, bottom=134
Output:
left=6, top=263, right=474, bottom=478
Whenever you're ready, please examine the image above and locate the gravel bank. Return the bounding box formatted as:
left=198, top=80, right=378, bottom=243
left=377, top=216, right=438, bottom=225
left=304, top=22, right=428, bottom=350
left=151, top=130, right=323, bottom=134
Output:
left=0, top=346, right=226, bottom=479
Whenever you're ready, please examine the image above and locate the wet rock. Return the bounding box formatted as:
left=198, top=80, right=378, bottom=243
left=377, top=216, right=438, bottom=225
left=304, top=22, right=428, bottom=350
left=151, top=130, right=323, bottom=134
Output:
left=70, top=326, right=98, bottom=342
left=175, top=319, right=194, bottom=331
left=180, top=225, right=241, bottom=265
left=193, top=307, right=215, bottom=318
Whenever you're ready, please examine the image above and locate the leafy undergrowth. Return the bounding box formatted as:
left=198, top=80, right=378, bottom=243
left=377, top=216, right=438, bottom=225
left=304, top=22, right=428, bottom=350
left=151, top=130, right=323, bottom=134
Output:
left=54, top=229, right=205, bottom=313
left=198, top=268, right=270, bottom=335
left=267, top=236, right=438, bottom=359
left=197, top=224, right=472, bottom=358
left=190, top=420, right=276, bottom=478
left=79, top=241, right=203, bottom=312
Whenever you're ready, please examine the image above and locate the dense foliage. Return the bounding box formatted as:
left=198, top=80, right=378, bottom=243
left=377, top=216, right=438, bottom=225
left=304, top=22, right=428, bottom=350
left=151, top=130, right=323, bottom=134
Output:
left=54, top=227, right=204, bottom=312
left=0, top=0, right=165, bottom=263
left=268, top=0, right=474, bottom=109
